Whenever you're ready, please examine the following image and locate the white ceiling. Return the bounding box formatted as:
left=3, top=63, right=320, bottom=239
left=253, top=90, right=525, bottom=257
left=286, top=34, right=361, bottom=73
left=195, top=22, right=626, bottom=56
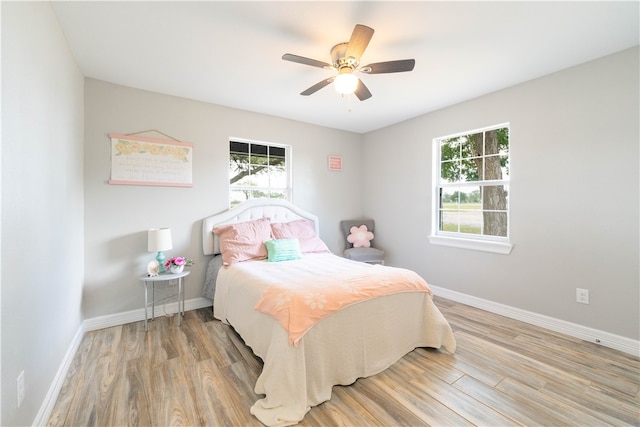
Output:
left=51, top=1, right=639, bottom=134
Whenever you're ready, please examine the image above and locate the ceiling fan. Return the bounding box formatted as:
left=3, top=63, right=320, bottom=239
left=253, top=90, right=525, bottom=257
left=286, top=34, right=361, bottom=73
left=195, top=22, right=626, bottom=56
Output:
left=282, top=24, right=415, bottom=101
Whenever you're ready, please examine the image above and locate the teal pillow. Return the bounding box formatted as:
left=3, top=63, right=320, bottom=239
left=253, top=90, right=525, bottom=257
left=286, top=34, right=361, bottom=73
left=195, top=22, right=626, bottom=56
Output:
left=264, top=238, right=303, bottom=262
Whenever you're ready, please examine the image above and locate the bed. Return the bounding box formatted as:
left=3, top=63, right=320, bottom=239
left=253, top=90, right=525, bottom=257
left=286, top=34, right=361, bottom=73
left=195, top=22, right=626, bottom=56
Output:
left=201, top=199, right=456, bottom=426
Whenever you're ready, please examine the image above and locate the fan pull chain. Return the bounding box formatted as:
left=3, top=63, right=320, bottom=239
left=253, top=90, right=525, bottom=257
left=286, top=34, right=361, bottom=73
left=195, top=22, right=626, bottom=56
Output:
left=341, top=93, right=353, bottom=112
left=339, top=93, right=354, bottom=112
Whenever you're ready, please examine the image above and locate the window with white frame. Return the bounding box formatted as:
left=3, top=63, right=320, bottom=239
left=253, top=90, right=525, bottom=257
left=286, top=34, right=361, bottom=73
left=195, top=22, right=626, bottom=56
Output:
left=229, top=139, right=291, bottom=207
left=431, top=124, right=512, bottom=254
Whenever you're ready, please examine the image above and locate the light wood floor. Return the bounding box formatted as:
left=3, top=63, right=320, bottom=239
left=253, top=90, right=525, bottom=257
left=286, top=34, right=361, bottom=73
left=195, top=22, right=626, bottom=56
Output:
left=48, top=297, right=640, bottom=426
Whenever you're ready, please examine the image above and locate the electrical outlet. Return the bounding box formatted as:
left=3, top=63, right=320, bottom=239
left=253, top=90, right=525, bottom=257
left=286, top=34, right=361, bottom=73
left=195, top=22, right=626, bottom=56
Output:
left=576, top=288, right=590, bottom=304
left=17, top=371, right=25, bottom=408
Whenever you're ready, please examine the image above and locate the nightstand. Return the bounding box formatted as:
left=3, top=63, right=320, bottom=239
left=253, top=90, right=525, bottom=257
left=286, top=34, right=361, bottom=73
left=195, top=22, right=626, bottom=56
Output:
left=139, top=270, right=190, bottom=331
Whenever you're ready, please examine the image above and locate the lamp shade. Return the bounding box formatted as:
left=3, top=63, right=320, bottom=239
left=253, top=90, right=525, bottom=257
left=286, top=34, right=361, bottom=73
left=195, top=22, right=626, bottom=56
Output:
left=148, top=228, right=172, bottom=252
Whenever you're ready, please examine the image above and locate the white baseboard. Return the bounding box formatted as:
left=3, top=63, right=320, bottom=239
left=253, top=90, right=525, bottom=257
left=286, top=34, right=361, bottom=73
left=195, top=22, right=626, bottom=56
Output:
left=431, top=285, right=640, bottom=357
left=32, top=323, right=85, bottom=427
left=34, top=297, right=213, bottom=426
left=83, top=297, right=212, bottom=332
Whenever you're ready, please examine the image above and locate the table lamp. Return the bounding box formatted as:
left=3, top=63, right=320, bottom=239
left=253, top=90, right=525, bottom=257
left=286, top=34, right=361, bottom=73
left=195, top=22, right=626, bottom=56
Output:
left=148, top=228, right=172, bottom=273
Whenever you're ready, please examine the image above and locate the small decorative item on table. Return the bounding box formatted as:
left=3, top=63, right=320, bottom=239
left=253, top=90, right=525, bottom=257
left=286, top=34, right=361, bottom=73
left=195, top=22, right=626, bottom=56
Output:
left=147, top=260, right=160, bottom=277
left=164, top=256, right=194, bottom=274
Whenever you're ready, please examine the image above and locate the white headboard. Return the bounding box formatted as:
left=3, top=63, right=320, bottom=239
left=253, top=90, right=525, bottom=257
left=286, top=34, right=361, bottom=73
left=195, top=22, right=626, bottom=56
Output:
left=202, top=199, right=320, bottom=255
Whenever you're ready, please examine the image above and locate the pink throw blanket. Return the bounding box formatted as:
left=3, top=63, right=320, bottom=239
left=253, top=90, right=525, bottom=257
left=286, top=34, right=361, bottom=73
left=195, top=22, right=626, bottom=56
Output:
left=254, top=266, right=433, bottom=346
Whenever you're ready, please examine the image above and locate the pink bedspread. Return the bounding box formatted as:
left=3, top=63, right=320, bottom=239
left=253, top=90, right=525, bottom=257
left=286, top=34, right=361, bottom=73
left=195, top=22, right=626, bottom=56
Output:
left=255, top=265, right=433, bottom=345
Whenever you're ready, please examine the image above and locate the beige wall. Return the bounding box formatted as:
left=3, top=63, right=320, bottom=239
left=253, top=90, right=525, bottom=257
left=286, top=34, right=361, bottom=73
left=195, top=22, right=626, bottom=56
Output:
left=1, top=2, right=85, bottom=425
left=83, top=79, right=364, bottom=319
left=363, top=47, right=640, bottom=341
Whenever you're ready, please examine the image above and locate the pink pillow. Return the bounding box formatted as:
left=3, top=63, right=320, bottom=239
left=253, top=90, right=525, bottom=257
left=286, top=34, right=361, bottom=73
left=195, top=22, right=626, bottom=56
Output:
left=213, top=217, right=272, bottom=265
left=271, top=219, right=331, bottom=254
left=347, top=224, right=374, bottom=248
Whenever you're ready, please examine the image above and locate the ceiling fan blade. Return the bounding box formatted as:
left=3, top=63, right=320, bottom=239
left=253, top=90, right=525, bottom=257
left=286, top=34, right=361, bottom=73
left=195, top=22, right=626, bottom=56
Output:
left=300, top=77, right=335, bottom=96
left=361, top=59, right=416, bottom=74
left=345, top=24, right=374, bottom=61
left=354, top=78, right=372, bottom=101
left=282, top=53, right=332, bottom=69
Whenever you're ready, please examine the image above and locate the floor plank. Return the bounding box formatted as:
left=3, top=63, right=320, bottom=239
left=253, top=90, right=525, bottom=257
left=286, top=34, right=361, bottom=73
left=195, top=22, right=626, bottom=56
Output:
left=48, top=298, right=640, bottom=427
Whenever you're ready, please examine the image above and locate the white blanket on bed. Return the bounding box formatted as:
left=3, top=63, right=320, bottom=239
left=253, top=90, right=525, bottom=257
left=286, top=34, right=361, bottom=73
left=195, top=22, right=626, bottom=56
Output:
left=214, top=253, right=456, bottom=426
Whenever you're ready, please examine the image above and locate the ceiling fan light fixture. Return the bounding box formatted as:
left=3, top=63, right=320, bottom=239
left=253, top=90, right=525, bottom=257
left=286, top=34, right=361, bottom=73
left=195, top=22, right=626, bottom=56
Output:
left=282, top=24, right=415, bottom=100
left=334, top=73, right=358, bottom=94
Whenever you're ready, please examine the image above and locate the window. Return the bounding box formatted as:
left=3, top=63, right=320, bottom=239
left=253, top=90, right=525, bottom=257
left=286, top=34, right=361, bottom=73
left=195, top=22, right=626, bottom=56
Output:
left=229, top=139, right=291, bottom=207
left=430, top=124, right=512, bottom=254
